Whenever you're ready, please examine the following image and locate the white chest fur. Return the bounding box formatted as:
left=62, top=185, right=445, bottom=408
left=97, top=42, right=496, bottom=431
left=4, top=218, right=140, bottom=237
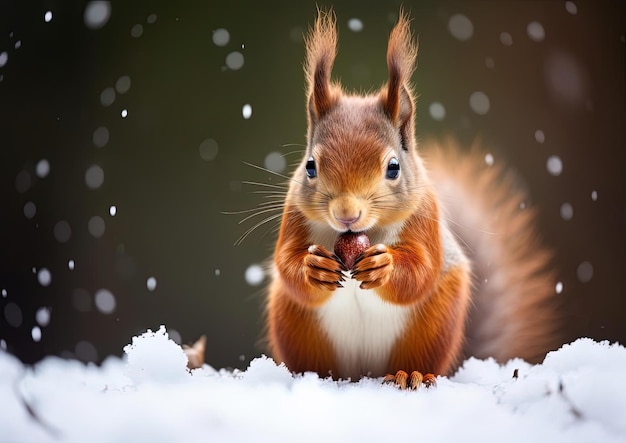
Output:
left=316, top=277, right=410, bottom=379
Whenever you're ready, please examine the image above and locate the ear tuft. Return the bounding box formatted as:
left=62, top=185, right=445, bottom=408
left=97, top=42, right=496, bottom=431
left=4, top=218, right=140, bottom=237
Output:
left=305, top=8, right=339, bottom=122
left=383, top=10, right=418, bottom=125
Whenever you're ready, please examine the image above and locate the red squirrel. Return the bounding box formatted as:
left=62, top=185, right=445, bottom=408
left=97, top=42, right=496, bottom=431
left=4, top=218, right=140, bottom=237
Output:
left=263, top=10, right=558, bottom=389
left=186, top=10, right=558, bottom=388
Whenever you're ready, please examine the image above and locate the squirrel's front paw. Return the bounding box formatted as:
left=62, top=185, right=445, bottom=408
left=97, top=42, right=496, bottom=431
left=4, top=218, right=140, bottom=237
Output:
left=304, top=244, right=347, bottom=291
left=351, top=244, right=393, bottom=289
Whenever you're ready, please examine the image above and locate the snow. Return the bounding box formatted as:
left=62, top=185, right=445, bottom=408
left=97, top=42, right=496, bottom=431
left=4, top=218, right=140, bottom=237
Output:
left=547, top=155, right=563, bottom=176
left=35, top=307, right=51, bottom=327
left=560, top=202, right=574, bottom=221
left=93, top=288, right=116, bottom=314
left=131, top=24, right=144, bottom=38
left=226, top=51, right=245, bottom=70
left=83, top=1, right=112, bottom=30
left=212, top=29, right=230, bottom=47
left=92, top=126, right=110, bottom=147
left=500, top=31, right=514, bottom=46
left=115, top=75, right=131, bottom=94
left=527, top=21, right=546, bottom=42
left=53, top=220, right=72, bottom=243
left=88, top=215, right=106, bottom=238
left=448, top=14, right=474, bottom=41
left=535, top=129, right=546, bottom=143
left=35, top=159, right=50, bottom=178
left=347, top=18, right=364, bottom=33
left=469, top=90, right=490, bottom=115
left=241, top=103, right=252, bottom=119
left=146, top=277, right=157, bottom=291
left=36, top=268, right=52, bottom=287
left=429, top=101, right=446, bottom=121
left=264, top=151, right=287, bottom=173
left=23, top=201, right=37, bottom=219
left=199, top=138, right=219, bottom=161
left=2, top=327, right=625, bottom=442
left=99, top=86, right=116, bottom=107
left=244, top=263, right=264, bottom=286
left=85, top=164, right=104, bottom=189
left=576, top=261, right=594, bottom=283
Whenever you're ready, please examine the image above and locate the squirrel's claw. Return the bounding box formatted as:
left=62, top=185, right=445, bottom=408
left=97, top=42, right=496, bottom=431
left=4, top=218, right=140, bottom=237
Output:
left=383, top=370, right=437, bottom=390
left=305, top=244, right=346, bottom=290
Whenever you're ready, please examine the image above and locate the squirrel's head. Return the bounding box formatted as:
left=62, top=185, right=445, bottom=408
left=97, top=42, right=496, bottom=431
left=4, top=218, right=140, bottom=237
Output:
left=290, top=9, right=429, bottom=235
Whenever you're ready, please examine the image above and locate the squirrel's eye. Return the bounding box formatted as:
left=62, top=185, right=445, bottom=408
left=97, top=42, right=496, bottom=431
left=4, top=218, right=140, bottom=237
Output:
left=386, top=157, right=400, bottom=179
left=305, top=157, right=317, bottom=178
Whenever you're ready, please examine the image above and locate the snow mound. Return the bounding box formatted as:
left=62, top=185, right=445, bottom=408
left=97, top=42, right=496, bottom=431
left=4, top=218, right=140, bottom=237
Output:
left=2, top=328, right=625, bottom=442
left=123, top=325, right=189, bottom=384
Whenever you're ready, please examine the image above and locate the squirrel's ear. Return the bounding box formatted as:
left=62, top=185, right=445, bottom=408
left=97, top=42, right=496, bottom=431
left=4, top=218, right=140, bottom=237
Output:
left=382, top=11, right=417, bottom=129
left=305, top=9, right=339, bottom=123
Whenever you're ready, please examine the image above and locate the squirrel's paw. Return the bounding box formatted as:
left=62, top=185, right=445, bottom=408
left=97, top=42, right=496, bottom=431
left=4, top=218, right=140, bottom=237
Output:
left=351, top=244, right=393, bottom=289
left=304, top=244, right=347, bottom=291
left=383, top=370, right=437, bottom=390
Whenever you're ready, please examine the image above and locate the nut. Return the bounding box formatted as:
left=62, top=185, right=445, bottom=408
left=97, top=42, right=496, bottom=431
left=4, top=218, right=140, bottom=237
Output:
left=334, top=231, right=370, bottom=270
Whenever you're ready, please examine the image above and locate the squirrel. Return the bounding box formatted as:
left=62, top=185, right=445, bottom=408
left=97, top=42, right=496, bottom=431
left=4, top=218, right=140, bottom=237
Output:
left=262, top=9, right=558, bottom=389
left=186, top=10, right=558, bottom=389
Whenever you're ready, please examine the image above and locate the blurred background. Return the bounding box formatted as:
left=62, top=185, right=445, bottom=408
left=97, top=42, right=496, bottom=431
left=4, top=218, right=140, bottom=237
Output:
left=0, top=0, right=624, bottom=370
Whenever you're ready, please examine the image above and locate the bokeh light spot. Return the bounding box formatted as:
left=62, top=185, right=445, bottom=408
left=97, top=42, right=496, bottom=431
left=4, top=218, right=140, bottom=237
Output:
left=213, top=28, right=230, bottom=46
left=85, top=165, right=104, bottom=189
left=499, top=32, right=513, bottom=46
left=88, top=216, right=106, bottom=238
left=226, top=51, right=244, bottom=70
left=94, top=289, right=116, bottom=314
left=115, top=75, right=131, bottom=94
left=348, top=18, right=364, bottom=32
left=84, top=1, right=111, bottom=30
left=199, top=138, right=219, bottom=161
left=245, top=264, right=265, bottom=286
left=242, top=104, right=252, bottom=119
left=24, top=201, right=36, bottom=219
left=100, top=87, right=116, bottom=107
left=93, top=126, right=110, bottom=148
left=448, top=14, right=473, bottom=41
left=560, top=202, right=573, bottom=221
left=147, top=277, right=157, bottom=291
left=54, top=220, right=72, bottom=243
left=264, top=151, right=286, bottom=173
left=577, top=261, right=594, bottom=283
left=36, top=307, right=51, bottom=327
left=546, top=155, right=563, bottom=176
left=526, top=21, right=545, bottom=42
left=37, top=268, right=52, bottom=287
left=4, top=302, right=22, bottom=327
left=469, top=91, right=490, bottom=115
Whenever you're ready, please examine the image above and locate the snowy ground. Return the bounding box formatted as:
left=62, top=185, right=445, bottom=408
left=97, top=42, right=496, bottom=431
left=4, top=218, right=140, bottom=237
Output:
left=2, top=327, right=625, bottom=442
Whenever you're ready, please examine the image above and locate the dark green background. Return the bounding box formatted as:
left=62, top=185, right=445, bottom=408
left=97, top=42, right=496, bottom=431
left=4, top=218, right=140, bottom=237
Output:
left=1, top=0, right=624, bottom=370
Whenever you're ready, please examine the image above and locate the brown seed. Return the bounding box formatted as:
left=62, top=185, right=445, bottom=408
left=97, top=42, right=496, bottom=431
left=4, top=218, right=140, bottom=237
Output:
left=334, top=231, right=370, bottom=270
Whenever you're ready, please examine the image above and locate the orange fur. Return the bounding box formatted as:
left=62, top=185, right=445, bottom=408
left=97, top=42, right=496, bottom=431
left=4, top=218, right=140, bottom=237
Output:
left=381, top=11, right=417, bottom=126
left=305, top=9, right=340, bottom=123
left=424, top=141, right=559, bottom=364
left=388, top=267, right=471, bottom=374
left=264, top=9, right=558, bottom=381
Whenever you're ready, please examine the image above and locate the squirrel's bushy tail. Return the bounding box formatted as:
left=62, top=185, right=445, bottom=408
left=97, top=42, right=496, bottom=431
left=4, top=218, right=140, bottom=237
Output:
left=424, top=138, right=560, bottom=364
